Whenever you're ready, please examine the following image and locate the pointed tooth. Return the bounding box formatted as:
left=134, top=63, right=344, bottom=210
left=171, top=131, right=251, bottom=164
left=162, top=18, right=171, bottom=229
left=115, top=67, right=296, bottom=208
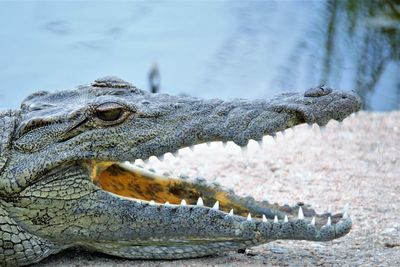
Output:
left=181, top=199, right=187, bottom=206
left=212, top=201, right=219, bottom=210
left=149, top=200, right=155, bottom=205
left=343, top=211, right=349, bottom=219
left=196, top=197, right=204, bottom=206
left=284, top=215, right=288, bottom=222
left=229, top=209, right=234, bottom=216
left=326, top=216, right=331, bottom=226
left=274, top=215, right=279, bottom=223
left=311, top=217, right=315, bottom=226
left=343, top=203, right=349, bottom=213
left=165, top=201, right=170, bottom=205
left=342, top=204, right=350, bottom=219
left=262, top=214, right=268, bottom=222
left=247, top=213, right=252, bottom=221
left=298, top=206, right=304, bottom=220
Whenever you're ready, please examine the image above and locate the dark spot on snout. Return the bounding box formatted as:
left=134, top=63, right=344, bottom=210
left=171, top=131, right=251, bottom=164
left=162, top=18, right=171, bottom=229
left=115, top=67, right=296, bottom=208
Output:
left=304, top=85, right=332, bottom=97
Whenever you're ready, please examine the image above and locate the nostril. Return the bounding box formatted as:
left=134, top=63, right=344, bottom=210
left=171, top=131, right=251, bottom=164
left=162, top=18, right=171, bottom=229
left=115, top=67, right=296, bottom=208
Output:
left=341, top=96, right=347, bottom=99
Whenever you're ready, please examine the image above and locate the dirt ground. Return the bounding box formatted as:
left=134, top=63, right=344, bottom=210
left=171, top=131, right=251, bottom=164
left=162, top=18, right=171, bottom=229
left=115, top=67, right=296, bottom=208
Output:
left=35, top=111, right=399, bottom=267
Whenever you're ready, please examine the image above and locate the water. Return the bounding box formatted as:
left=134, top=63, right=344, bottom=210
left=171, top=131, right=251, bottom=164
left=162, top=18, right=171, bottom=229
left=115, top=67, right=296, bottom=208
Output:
left=0, top=0, right=399, bottom=111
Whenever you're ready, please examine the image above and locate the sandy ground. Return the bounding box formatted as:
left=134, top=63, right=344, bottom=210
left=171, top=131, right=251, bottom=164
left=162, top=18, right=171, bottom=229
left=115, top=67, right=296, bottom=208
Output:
left=34, top=111, right=399, bottom=267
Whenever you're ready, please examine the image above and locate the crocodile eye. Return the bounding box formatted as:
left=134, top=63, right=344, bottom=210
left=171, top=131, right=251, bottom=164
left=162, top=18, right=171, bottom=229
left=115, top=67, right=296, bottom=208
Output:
left=95, top=102, right=127, bottom=123
left=96, top=108, right=123, bottom=121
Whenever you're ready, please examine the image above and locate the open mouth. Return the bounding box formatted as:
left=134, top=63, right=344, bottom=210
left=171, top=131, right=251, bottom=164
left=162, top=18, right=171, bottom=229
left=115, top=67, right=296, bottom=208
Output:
left=85, top=142, right=349, bottom=229
left=89, top=160, right=263, bottom=217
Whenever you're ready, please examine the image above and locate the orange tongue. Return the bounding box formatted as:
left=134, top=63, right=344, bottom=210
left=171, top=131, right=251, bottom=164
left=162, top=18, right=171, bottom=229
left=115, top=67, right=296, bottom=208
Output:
left=92, top=162, right=195, bottom=204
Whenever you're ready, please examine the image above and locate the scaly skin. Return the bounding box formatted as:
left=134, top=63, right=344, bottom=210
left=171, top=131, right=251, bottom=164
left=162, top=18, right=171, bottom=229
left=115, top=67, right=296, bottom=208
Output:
left=0, top=77, right=361, bottom=266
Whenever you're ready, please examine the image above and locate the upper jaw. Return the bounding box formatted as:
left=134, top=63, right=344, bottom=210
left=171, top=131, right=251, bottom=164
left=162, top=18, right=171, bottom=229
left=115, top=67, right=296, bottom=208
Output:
left=80, top=89, right=362, bottom=163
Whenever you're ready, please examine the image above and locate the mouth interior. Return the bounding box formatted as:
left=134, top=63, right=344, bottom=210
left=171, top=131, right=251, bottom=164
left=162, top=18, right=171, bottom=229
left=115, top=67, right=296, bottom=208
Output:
left=89, top=161, right=260, bottom=217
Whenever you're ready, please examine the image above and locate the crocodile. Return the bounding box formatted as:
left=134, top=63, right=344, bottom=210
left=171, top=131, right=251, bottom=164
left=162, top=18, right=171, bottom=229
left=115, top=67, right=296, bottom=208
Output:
left=0, top=77, right=361, bottom=266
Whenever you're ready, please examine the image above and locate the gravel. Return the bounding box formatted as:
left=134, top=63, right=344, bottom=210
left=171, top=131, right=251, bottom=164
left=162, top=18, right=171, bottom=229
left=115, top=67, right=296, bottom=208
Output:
left=34, top=111, right=400, bottom=267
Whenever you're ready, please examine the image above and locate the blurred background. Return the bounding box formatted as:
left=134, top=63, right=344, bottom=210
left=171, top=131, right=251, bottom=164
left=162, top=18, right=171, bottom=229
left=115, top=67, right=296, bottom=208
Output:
left=0, top=0, right=399, bottom=111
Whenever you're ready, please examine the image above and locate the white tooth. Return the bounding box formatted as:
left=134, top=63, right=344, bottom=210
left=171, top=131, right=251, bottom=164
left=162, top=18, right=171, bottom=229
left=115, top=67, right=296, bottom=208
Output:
left=311, top=217, right=315, bottom=226
left=343, top=211, right=349, bottom=219
left=196, top=197, right=204, bottom=206
left=229, top=209, right=234, bottom=216
left=284, top=215, right=288, bottom=222
left=149, top=200, right=155, bottom=205
left=212, top=201, right=219, bottom=210
left=181, top=199, right=187, bottom=206
left=262, top=214, right=268, bottom=222
left=247, top=213, right=252, bottom=221
left=343, top=203, right=349, bottom=213
left=298, top=206, right=304, bottom=220
left=274, top=215, right=279, bottom=223
left=327, top=216, right=331, bottom=226
left=157, top=155, right=164, bottom=161
left=134, top=159, right=143, bottom=165
left=165, top=201, right=170, bottom=205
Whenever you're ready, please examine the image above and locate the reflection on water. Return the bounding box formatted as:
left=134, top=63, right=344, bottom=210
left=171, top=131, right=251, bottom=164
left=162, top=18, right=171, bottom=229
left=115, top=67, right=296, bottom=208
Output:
left=321, top=0, right=400, bottom=110
left=0, top=0, right=398, bottom=111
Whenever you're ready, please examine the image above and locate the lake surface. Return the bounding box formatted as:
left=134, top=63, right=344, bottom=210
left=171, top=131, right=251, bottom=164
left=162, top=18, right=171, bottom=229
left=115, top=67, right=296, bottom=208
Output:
left=0, top=1, right=399, bottom=110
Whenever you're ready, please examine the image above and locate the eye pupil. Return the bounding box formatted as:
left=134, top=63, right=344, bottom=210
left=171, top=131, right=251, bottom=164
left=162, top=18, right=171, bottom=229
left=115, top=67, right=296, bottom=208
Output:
left=96, top=108, right=123, bottom=121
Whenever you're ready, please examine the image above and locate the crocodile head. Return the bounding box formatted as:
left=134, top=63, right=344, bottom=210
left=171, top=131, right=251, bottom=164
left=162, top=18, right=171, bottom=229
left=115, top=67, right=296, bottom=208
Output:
left=0, top=77, right=361, bottom=264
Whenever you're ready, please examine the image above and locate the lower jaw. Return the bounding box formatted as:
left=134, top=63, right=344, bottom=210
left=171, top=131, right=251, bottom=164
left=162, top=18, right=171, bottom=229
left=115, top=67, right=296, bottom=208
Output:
left=74, top=157, right=350, bottom=257
left=85, top=159, right=340, bottom=226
